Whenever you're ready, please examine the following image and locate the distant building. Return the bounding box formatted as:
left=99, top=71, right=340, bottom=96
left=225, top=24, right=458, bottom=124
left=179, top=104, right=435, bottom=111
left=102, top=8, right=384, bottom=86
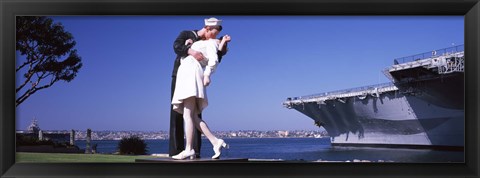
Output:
left=27, top=118, right=40, bottom=134
left=277, top=131, right=289, bottom=137
left=19, top=118, right=71, bottom=144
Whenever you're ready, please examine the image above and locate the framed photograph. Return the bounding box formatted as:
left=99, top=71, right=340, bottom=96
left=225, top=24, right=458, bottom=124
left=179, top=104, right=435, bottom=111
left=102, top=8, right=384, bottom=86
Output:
left=1, top=0, right=479, bottom=177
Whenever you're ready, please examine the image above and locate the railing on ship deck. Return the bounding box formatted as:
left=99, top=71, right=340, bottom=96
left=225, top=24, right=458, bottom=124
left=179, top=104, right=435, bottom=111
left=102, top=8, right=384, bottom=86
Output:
left=394, top=44, right=464, bottom=64
left=289, top=82, right=395, bottom=101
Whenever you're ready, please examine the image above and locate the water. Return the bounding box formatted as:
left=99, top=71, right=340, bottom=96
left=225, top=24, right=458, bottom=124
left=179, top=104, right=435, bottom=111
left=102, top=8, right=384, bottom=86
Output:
left=75, top=138, right=464, bottom=162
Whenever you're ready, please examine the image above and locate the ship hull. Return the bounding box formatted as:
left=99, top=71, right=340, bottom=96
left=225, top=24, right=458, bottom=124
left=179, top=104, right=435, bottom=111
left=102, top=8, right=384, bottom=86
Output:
left=290, top=91, right=464, bottom=149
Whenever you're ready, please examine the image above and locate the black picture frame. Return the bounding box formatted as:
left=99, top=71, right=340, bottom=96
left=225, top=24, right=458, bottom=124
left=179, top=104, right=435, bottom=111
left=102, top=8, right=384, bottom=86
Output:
left=1, top=0, right=479, bottom=177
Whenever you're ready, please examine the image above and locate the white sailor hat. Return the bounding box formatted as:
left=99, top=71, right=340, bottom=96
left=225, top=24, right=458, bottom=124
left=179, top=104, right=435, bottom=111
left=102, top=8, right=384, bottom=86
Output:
left=204, top=17, right=222, bottom=26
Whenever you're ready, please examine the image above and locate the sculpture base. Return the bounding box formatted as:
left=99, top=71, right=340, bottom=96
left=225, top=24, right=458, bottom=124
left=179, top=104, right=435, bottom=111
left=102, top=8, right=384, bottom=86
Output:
left=135, top=157, right=249, bottom=163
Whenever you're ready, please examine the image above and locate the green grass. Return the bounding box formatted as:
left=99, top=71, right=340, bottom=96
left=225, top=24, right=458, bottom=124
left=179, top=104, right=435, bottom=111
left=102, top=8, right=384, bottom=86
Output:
left=16, top=152, right=160, bottom=163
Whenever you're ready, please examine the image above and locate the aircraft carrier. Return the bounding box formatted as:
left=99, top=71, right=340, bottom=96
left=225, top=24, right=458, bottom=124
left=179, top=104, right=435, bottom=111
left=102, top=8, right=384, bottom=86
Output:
left=283, top=45, right=464, bottom=150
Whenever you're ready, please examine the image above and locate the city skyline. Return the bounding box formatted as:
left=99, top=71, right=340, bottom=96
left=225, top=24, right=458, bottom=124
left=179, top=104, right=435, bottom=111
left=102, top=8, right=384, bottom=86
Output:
left=16, top=16, right=464, bottom=131
left=17, top=118, right=329, bottom=141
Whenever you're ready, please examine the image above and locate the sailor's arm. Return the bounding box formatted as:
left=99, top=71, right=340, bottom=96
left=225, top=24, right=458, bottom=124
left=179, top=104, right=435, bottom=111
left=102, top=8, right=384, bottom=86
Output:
left=173, top=31, right=204, bottom=61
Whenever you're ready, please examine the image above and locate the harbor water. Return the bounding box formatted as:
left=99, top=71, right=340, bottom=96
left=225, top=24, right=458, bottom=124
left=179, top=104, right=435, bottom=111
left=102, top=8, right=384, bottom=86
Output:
left=75, top=137, right=464, bottom=162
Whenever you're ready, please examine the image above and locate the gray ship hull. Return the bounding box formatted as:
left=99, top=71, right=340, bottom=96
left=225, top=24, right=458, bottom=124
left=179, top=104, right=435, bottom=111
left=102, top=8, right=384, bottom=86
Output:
left=289, top=90, right=464, bottom=149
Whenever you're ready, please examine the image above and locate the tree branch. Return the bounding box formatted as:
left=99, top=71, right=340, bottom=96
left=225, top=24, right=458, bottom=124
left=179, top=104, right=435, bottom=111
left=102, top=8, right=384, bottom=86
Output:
left=16, top=40, right=34, bottom=72
left=16, top=46, right=48, bottom=93
left=16, top=77, right=58, bottom=107
left=15, top=62, right=35, bottom=93
left=16, top=61, right=30, bottom=72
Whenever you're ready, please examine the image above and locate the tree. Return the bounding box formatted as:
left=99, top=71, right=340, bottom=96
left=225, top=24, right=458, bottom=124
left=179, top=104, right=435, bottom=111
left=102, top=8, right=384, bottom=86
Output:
left=117, top=135, right=149, bottom=155
left=16, top=16, right=82, bottom=107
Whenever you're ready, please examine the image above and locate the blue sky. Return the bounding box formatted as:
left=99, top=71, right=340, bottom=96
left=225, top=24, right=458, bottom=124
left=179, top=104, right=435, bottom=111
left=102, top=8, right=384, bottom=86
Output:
left=16, top=16, right=464, bottom=131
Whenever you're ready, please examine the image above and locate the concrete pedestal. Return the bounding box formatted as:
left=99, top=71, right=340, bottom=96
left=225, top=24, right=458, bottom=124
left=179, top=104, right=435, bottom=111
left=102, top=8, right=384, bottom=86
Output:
left=135, top=157, right=249, bottom=163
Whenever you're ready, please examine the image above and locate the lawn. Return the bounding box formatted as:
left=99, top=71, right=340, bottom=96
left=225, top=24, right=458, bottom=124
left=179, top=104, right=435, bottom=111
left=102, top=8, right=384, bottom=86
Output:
left=16, top=152, right=160, bottom=163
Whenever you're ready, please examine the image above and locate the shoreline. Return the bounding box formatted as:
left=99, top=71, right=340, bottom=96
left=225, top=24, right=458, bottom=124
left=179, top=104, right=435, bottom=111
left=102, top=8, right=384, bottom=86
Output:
left=75, top=137, right=331, bottom=141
